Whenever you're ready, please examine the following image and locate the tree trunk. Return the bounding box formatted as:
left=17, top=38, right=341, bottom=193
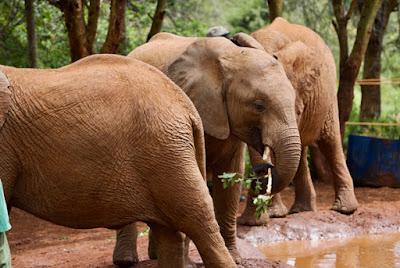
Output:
left=25, top=0, right=37, bottom=67
left=100, top=0, right=127, bottom=54
left=360, top=0, right=397, bottom=120
left=61, top=0, right=90, bottom=61
left=267, top=0, right=283, bottom=22
left=332, top=0, right=382, bottom=139
left=86, top=0, right=101, bottom=54
left=147, top=0, right=167, bottom=41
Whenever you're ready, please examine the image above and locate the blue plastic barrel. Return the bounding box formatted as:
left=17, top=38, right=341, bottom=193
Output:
left=347, top=135, right=400, bottom=187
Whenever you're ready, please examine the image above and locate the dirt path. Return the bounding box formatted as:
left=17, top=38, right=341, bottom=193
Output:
left=7, top=183, right=400, bottom=267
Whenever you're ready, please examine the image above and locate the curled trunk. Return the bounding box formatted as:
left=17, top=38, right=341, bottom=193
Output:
left=269, top=127, right=302, bottom=194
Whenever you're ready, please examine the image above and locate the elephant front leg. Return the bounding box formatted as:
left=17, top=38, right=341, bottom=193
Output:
left=268, top=194, right=289, bottom=218
left=318, top=109, right=358, bottom=214
left=113, top=223, right=139, bottom=267
left=237, top=187, right=269, bottom=226
left=289, top=147, right=317, bottom=214
left=212, top=174, right=241, bottom=263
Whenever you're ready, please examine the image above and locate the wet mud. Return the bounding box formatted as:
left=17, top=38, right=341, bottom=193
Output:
left=8, top=182, right=400, bottom=267
left=260, top=233, right=400, bottom=267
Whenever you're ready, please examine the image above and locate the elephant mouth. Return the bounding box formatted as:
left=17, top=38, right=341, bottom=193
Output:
left=252, top=146, right=275, bottom=175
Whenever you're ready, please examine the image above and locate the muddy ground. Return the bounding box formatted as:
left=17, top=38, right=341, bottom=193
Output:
left=7, top=182, right=400, bottom=267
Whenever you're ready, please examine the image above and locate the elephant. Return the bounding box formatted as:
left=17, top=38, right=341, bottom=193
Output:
left=0, top=54, right=236, bottom=268
left=111, top=32, right=303, bottom=265
left=236, top=17, right=359, bottom=225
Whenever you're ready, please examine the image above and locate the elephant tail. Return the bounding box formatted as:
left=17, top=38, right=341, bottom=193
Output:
left=191, top=115, right=206, bottom=181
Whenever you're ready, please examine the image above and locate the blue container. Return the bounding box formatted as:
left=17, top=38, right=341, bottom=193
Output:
left=347, top=135, right=400, bottom=187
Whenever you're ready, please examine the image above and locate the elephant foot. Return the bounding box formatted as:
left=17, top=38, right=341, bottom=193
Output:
left=112, top=243, right=139, bottom=267
left=228, top=247, right=242, bottom=264
left=237, top=207, right=269, bottom=226
left=112, top=253, right=138, bottom=268
left=268, top=202, right=288, bottom=218
left=289, top=199, right=317, bottom=214
left=331, top=189, right=358, bottom=214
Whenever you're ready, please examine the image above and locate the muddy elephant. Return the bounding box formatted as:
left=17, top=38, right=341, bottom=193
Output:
left=0, top=54, right=236, bottom=268
left=111, top=33, right=303, bottom=265
left=236, top=18, right=359, bottom=225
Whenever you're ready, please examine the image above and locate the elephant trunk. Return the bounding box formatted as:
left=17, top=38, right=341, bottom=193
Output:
left=268, top=127, right=301, bottom=194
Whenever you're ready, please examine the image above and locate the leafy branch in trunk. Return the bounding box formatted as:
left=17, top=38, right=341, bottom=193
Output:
left=218, top=171, right=273, bottom=219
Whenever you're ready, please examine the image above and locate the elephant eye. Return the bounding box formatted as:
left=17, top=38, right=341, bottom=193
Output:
left=254, top=100, right=266, bottom=112
left=273, top=54, right=278, bottom=60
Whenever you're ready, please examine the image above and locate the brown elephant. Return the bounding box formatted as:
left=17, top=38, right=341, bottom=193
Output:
left=236, top=18, right=359, bottom=225
left=112, top=33, right=303, bottom=265
left=0, top=54, right=236, bottom=268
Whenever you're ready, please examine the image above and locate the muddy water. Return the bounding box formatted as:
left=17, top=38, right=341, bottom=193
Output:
left=260, top=233, right=400, bottom=268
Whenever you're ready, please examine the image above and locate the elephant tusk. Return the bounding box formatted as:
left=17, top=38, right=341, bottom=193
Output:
left=262, top=147, right=271, bottom=162
left=262, top=146, right=273, bottom=195
left=266, top=168, right=272, bottom=195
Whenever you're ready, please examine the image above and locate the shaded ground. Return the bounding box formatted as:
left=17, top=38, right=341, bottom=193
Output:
left=8, top=182, right=400, bottom=267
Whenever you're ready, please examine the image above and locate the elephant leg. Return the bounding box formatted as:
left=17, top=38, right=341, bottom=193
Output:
left=112, top=223, right=139, bottom=267
left=318, top=109, right=358, bottom=214
left=148, top=228, right=158, bottom=259
left=238, top=146, right=271, bottom=225
left=211, top=146, right=245, bottom=263
left=268, top=193, right=289, bottom=218
left=211, top=174, right=241, bottom=263
left=237, top=187, right=269, bottom=226
left=149, top=167, right=236, bottom=268
left=149, top=224, right=186, bottom=268
left=289, top=147, right=317, bottom=213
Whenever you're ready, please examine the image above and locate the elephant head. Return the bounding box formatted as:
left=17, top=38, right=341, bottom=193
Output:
left=167, top=35, right=301, bottom=193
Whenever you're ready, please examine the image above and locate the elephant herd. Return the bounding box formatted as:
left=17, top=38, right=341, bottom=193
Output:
left=0, top=18, right=358, bottom=267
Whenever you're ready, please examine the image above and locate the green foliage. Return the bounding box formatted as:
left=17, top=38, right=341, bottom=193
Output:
left=218, top=170, right=272, bottom=219
left=223, top=0, right=268, bottom=33
left=253, top=194, right=273, bottom=219
left=0, top=0, right=398, bottom=135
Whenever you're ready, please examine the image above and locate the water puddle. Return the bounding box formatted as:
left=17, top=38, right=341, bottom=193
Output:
left=260, top=233, right=400, bottom=268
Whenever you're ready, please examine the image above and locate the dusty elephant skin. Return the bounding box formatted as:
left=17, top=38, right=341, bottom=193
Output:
left=236, top=17, right=359, bottom=226
left=0, top=55, right=236, bottom=268
left=112, top=32, right=304, bottom=265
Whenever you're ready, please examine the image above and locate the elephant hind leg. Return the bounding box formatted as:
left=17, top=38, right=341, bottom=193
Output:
left=318, top=108, right=358, bottom=214
left=289, top=146, right=317, bottom=214
left=151, top=168, right=236, bottom=268
left=113, top=223, right=139, bottom=267
left=149, top=223, right=186, bottom=268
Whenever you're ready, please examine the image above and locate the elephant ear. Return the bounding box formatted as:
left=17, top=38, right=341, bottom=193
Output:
left=167, top=38, right=233, bottom=140
left=231, top=33, right=265, bottom=51
left=0, top=71, right=11, bottom=130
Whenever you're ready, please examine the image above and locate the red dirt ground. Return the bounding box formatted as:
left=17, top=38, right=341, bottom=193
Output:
left=7, top=182, right=400, bottom=267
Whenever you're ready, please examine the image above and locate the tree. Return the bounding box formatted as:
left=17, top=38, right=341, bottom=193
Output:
left=332, top=0, right=383, bottom=139
left=49, top=0, right=126, bottom=62
left=101, top=0, right=127, bottom=53
left=267, top=0, right=283, bottom=22
left=146, top=0, right=167, bottom=41
left=360, top=0, right=398, bottom=120
left=25, top=0, right=37, bottom=67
